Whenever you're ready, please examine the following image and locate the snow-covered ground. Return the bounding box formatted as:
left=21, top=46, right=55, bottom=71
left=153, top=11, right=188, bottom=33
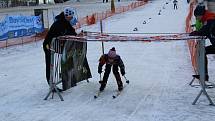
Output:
left=1, top=0, right=215, bottom=121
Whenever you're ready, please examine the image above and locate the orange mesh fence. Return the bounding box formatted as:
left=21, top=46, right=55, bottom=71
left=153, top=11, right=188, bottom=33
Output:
left=74, top=1, right=148, bottom=28
left=186, top=2, right=198, bottom=73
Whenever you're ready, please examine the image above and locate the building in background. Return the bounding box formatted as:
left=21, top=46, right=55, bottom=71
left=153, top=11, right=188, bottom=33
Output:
left=39, top=0, right=70, bottom=4
left=0, top=0, right=39, bottom=8
left=39, top=0, right=55, bottom=4
left=0, top=0, right=68, bottom=8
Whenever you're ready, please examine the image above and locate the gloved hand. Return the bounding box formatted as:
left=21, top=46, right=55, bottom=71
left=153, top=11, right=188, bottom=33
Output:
left=121, top=69, right=125, bottom=76
left=46, top=44, right=50, bottom=50
left=77, top=30, right=84, bottom=37
left=189, top=31, right=200, bottom=36
left=98, top=69, right=102, bottom=74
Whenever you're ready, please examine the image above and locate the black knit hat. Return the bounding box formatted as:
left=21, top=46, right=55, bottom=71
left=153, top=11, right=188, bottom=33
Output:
left=194, top=5, right=205, bottom=17
left=110, top=47, right=115, bottom=51
left=108, top=47, right=116, bottom=58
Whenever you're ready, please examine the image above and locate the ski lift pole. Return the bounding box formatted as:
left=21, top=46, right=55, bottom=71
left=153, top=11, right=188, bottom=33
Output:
left=100, top=73, right=102, bottom=81
left=100, top=20, right=105, bottom=54
left=98, top=73, right=103, bottom=84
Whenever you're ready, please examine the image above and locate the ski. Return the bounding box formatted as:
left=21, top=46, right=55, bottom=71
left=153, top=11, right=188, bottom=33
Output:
left=94, top=76, right=130, bottom=99
left=112, top=77, right=129, bottom=99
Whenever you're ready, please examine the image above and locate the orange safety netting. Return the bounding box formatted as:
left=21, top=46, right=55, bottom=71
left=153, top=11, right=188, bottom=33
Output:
left=74, top=1, right=148, bottom=29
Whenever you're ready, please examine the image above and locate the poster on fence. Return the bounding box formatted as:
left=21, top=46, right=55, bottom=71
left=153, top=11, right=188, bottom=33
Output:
left=0, top=19, right=8, bottom=40
left=0, top=15, right=44, bottom=41
left=61, top=40, right=92, bottom=90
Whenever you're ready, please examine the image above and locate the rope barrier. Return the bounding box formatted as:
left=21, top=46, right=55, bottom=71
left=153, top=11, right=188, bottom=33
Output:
left=84, top=31, right=190, bottom=35
left=58, top=32, right=205, bottom=42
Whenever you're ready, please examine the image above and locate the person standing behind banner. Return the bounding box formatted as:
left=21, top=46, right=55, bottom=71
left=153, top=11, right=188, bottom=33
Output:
left=98, top=47, right=125, bottom=91
left=190, top=5, right=215, bottom=81
left=173, top=0, right=178, bottom=10
left=43, top=7, right=77, bottom=91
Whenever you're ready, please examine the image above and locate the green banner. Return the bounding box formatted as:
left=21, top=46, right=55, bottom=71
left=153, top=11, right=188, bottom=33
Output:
left=61, top=40, right=92, bottom=90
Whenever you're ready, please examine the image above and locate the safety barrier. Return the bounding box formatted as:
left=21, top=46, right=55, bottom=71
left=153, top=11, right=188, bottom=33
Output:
left=44, top=35, right=91, bottom=101
left=185, top=2, right=215, bottom=105
left=50, top=32, right=214, bottom=105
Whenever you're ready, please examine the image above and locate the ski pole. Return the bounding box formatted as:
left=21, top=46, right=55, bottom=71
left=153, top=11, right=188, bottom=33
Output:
left=123, top=75, right=130, bottom=84
left=99, top=73, right=103, bottom=84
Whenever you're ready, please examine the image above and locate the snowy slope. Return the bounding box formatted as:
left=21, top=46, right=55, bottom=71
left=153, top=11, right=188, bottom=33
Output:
left=0, top=0, right=215, bottom=121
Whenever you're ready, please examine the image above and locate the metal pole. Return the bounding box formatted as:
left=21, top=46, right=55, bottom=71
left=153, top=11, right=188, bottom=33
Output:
left=47, top=9, right=49, bottom=29
left=100, top=20, right=104, bottom=54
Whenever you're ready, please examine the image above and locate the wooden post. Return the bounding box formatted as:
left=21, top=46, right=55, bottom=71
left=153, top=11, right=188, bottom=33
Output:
left=111, top=0, right=115, bottom=13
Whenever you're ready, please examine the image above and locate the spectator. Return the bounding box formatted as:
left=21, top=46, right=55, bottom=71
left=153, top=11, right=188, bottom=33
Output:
left=173, top=0, right=178, bottom=10
left=190, top=5, right=215, bottom=81
left=43, top=7, right=77, bottom=92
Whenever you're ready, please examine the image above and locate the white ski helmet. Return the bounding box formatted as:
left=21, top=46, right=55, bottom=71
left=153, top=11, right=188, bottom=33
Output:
left=64, top=7, right=74, bottom=17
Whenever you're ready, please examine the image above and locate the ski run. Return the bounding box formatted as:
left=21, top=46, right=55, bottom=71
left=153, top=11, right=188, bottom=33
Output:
left=1, top=0, right=215, bottom=121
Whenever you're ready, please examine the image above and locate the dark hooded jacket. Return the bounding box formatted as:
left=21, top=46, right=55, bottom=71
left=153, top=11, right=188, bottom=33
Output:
left=191, top=10, right=215, bottom=46
left=43, top=12, right=77, bottom=51
left=98, top=54, right=125, bottom=75
left=197, top=10, right=215, bottom=45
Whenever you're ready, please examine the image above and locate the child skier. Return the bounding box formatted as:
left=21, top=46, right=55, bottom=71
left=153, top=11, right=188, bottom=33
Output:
left=173, top=0, right=178, bottom=10
left=98, top=47, right=125, bottom=91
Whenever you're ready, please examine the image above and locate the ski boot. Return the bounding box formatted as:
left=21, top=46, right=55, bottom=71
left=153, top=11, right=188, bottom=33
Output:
left=118, top=85, right=123, bottom=91
left=192, top=74, right=209, bottom=81
left=99, top=81, right=106, bottom=92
